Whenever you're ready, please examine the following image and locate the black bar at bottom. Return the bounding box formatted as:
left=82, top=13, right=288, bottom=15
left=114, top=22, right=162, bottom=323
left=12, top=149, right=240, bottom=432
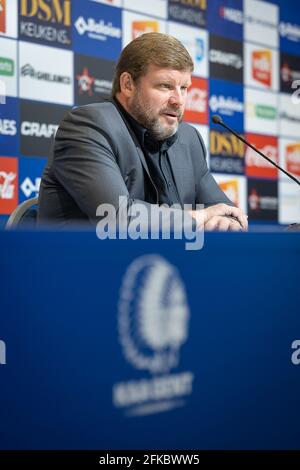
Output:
left=0, top=450, right=300, bottom=467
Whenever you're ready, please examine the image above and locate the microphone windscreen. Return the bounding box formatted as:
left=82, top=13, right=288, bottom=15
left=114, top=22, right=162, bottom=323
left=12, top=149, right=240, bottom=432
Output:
left=212, top=114, right=222, bottom=124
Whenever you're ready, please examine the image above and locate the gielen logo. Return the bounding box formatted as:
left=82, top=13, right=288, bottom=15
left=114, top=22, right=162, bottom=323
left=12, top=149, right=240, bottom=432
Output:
left=0, top=156, right=18, bottom=215
left=20, top=0, right=71, bottom=26
left=245, top=134, right=278, bottom=179
left=0, top=0, right=5, bottom=33
left=184, top=77, right=208, bottom=124
left=131, top=20, right=158, bottom=40
left=286, top=143, right=300, bottom=177
left=252, top=50, right=272, bottom=88
left=219, top=179, right=239, bottom=206
left=76, top=67, right=95, bottom=96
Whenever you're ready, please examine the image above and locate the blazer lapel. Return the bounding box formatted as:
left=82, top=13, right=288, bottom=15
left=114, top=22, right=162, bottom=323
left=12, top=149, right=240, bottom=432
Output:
left=168, top=142, right=195, bottom=206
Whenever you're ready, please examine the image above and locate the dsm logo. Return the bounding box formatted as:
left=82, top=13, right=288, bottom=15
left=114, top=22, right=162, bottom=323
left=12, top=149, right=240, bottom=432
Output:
left=118, top=255, right=190, bottom=374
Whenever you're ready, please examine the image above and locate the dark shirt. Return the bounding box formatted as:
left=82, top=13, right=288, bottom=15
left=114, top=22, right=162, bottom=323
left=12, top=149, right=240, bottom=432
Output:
left=114, top=98, right=181, bottom=206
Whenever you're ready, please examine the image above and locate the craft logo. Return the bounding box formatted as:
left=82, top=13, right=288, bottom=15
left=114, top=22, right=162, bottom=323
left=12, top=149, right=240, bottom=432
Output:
left=184, top=77, right=207, bottom=124
left=168, top=0, right=207, bottom=28
left=21, top=63, right=71, bottom=85
left=0, top=156, right=18, bottom=215
left=245, top=134, right=278, bottom=179
left=74, top=16, right=121, bottom=40
left=113, top=255, right=194, bottom=416
left=0, top=339, right=6, bottom=365
left=210, top=49, right=242, bottom=70
left=131, top=20, right=158, bottom=40
left=280, top=22, right=300, bottom=43
left=0, top=0, right=6, bottom=33
left=20, top=0, right=71, bottom=47
left=219, top=5, right=243, bottom=25
left=219, top=178, right=239, bottom=206
left=21, top=121, right=58, bottom=138
left=252, top=50, right=272, bottom=88
left=285, top=143, right=300, bottom=177
left=0, top=57, right=14, bottom=77
left=20, top=100, right=69, bottom=156
left=210, top=130, right=245, bottom=174
left=209, top=36, right=243, bottom=83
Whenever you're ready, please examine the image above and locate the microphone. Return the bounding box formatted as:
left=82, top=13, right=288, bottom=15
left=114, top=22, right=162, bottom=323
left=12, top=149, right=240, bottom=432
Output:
left=211, top=114, right=300, bottom=187
left=212, top=114, right=300, bottom=230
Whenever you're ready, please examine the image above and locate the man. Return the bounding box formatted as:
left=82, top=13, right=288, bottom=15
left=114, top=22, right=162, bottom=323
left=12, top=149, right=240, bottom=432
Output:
left=38, top=33, right=247, bottom=231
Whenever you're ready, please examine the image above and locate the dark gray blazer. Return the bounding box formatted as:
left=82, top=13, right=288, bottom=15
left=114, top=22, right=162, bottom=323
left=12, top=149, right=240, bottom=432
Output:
left=38, top=100, right=232, bottom=226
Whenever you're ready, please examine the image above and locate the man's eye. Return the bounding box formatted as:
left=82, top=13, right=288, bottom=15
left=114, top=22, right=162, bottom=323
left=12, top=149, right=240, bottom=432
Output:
left=160, top=83, right=171, bottom=89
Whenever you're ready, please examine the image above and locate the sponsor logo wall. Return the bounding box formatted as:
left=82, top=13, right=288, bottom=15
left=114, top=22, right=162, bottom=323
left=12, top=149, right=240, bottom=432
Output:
left=0, top=0, right=299, bottom=226
left=19, top=0, right=72, bottom=48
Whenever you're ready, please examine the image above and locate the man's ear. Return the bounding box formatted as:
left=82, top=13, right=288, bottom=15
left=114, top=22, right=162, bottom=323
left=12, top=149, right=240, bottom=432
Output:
left=119, top=72, right=135, bottom=97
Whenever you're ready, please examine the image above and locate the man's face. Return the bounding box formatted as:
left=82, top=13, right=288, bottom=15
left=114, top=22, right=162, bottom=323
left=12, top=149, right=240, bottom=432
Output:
left=128, top=64, right=192, bottom=141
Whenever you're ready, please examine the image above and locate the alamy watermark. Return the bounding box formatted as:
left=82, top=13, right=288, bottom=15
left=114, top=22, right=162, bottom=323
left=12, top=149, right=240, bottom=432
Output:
left=291, top=340, right=300, bottom=365
left=0, top=340, right=6, bottom=365
left=291, top=80, right=300, bottom=105
left=95, top=196, right=205, bottom=251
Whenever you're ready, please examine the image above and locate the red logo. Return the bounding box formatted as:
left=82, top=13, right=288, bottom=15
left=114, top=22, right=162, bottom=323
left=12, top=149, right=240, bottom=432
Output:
left=281, top=62, right=292, bottom=83
left=245, top=134, right=278, bottom=179
left=0, top=157, right=18, bottom=215
left=76, top=67, right=95, bottom=96
left=248, top=188, right=260, bottom=212
left=184, top=77, right=208, bottom=124
left=0, top=0, right=6, bottom=33
left=252, top=50, right=272, bottom=88
left=131, top=20, right=158, bottom=40
left=285, top=143, right=300, bottom=177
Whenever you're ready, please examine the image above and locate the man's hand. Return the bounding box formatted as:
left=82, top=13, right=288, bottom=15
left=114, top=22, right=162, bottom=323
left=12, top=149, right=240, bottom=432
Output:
left=189, top=203, right=248, bottom=232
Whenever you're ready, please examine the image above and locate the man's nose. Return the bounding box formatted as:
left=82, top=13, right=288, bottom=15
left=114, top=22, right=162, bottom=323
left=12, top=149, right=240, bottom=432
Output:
left=168, top=88, right=184, bottom=107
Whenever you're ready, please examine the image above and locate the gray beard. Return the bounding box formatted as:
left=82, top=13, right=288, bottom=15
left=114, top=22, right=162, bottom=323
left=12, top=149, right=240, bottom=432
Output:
left=129, top=94, right=181, bottom=141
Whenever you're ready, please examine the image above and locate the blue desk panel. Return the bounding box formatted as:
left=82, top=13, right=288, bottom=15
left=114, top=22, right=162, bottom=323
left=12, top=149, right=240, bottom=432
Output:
left=0, top=232, right=299, bottom=449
